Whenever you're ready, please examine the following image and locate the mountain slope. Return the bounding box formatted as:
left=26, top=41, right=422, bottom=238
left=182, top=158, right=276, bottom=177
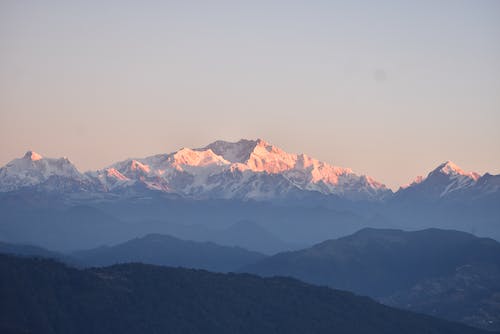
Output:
left=139, top=220, right=301, bottom=255
left=0, top=241, right=69, bottom=262
left=72, top=233, right=265, bottom=272
left=242, top=228, right=500, bottom=331
left=0, top=254, right=490, bottom=334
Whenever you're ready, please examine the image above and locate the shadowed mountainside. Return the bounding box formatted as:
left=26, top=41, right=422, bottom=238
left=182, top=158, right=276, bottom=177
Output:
left=242, top=228, right=500, bottom=331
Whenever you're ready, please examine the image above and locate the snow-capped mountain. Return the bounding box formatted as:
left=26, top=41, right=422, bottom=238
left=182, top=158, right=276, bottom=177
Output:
left=396, top=160, right=494, bottom=200
left=91, top=139, right=391, bottom=200
left=1, top=141, right=497, bottom=203
left=0, top=151, right=90, bottom=192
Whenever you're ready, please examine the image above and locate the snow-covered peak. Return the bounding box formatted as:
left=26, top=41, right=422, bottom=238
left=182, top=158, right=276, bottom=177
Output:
left=24, top=150, right=43, bottom=161
left=0, top=151, right=85, bottom=192
left=171, top=148, right=229, bottom=168
left=203, top=139, right=262, bottom=163
left=398, top=161, right=483, bottom=198
left=244, top=141, right=296, bottom=173
left=203, top=139, right=353, bottom=175
left=438, top=161, right=462, bottom=174
left=431, top=161, right=480, bottom=181
left=4, top=152, right=80, bottom=175
left=205, top=139, right=362, bottom=174
left=199, top=139, right=389, bottom=198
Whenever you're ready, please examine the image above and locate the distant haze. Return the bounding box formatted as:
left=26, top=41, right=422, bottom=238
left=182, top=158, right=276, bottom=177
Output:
left=1, top=1, right=499, bottom=189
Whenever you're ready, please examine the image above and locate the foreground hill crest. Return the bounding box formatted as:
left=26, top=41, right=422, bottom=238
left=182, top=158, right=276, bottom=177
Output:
left=1, top=253, right=490, bottom=334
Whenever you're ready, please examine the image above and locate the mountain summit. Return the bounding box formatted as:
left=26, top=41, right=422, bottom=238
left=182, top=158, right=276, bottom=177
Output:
left=24, top=150, right=43, bottom=161
left=0, top=151, right=85, bottom=192
left=396, top=160, right=495, bottom=200
left=430, top=161, right=480, bottom=180
left=203, top=139, right=267, bottom=164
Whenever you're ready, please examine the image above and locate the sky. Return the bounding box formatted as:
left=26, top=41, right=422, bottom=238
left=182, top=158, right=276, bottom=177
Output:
left=0, top=0, right=499, bottom=189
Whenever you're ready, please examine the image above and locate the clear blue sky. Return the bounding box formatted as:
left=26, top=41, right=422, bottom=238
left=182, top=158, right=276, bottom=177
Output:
left=1, top=0, right=499, bottom=188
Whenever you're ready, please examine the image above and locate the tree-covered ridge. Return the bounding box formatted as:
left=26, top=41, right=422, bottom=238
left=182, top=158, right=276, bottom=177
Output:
left=0, top=254, right=490, bottom=334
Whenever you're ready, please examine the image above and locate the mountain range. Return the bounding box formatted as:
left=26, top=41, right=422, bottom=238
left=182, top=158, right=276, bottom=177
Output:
left=2, top=139, right=497, bottom=202
left=71, top=233, right=265, bottom=272
left=0, top=139, right=390, bottom=200
left=1, top=138, right=499, bottom=252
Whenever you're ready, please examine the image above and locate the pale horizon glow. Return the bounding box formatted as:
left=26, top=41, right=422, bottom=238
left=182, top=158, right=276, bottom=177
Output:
left=1, top=1, right=499, bottom=189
